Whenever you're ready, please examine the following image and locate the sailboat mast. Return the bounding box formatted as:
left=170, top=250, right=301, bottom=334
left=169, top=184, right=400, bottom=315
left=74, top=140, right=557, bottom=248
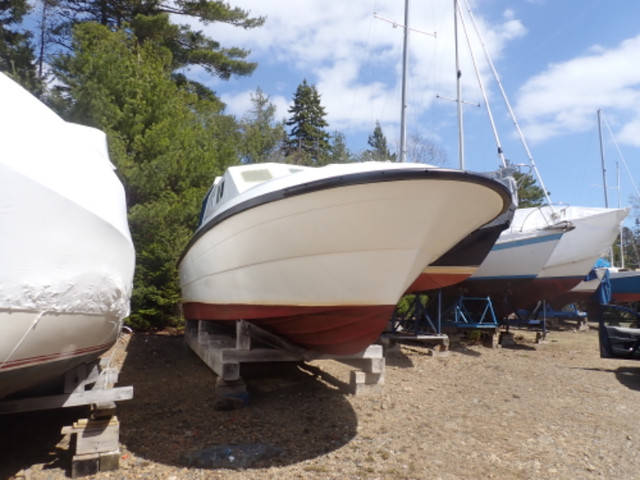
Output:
left=598, top=108, right=620, bottom=266
left=598, top=109, right=609, bottom=208
left=617, top=162, right=625, bottom=268
left=399, top=0, right=410, bottom=163
left=454, top=0, right=465, bottom=169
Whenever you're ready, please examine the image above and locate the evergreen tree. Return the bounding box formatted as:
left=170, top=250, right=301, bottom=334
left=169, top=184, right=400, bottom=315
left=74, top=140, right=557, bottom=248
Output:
left=512, top=167, right=546, bottom=208
left=0, top=0, right=41, bottom=92
left=329, top=130, right=351, bottom=163
left=41, top=0, right=264, bottom=82
left=52, top=22, right=238, bottom=328
left=239, top=87, right=285, bottom=163
left=359, top=121, right=396, bottom=161
left=285, top=79, right=330, bottom=165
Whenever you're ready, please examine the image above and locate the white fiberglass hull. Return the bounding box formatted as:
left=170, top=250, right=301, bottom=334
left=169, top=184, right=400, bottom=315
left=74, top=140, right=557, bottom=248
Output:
left=180, top=163, right=511, bottom=354
left=510, top=205, right=628, bottom=309
left=523, top=206, right=628, bottom=280
left=471, top=228, right=564, bottom=281
left=0, top=311, right=122, bottom=398
left=0, top=73, right=135, bottom=398
left=438, top=220, right=566, bottom=317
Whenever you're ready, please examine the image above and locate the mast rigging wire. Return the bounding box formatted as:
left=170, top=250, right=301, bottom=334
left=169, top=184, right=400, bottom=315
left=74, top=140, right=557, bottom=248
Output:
left=461, top=0, right=554, bottom=207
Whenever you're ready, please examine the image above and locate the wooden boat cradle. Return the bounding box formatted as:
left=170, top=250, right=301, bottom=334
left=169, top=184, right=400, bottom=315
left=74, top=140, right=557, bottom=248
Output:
left=185, top=319, right=385, bottom=405
left=0, top=347, right=133, bottom=478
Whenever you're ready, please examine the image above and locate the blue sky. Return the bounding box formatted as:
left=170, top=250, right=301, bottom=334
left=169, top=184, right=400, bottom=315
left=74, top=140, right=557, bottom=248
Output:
left=188, top=0, right=640, bottom=220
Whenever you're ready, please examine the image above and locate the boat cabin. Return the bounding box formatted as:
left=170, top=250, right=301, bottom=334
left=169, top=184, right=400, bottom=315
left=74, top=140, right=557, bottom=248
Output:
left=198, top=163, right=307, bottom=226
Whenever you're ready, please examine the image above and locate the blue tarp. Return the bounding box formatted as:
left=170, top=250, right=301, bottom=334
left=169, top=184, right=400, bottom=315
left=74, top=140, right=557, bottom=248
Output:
left=588, top=258, right=612, bottom=305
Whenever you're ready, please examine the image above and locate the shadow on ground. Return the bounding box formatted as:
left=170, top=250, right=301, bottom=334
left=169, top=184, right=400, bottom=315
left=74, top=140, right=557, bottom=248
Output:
left=614, top=366, right=640, bottom=392
left=570, top=365, right=640, bottom=392
left=116, top=333, right=358, bottom=469
left=0, top=406, right=88, bottom=479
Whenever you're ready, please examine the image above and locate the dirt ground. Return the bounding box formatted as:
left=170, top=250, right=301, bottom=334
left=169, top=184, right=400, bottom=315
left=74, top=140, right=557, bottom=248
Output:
left=2, top=322, right=640, bottom=480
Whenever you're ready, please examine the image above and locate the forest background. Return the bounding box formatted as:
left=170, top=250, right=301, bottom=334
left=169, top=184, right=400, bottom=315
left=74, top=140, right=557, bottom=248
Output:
left=1, top=0, right=633, bottom=330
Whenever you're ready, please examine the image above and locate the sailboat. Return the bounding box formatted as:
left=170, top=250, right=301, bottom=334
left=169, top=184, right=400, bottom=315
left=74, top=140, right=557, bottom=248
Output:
left=424, top=1, right=628, bottom=317
left=574, top=110, right=640, bottom=304
left=511, top=204, right=628, bottom=311
left=0, top=73, right=135, bottom=398
left=400, top=0, right=517, bottom=294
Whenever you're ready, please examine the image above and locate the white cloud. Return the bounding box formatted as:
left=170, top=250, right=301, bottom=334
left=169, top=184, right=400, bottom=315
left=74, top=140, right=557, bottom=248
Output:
left=618, top=116, right=640, bottom=148
left=515, top=34, right=640, bottom=144
left=198, top=1, right=526, bottom=147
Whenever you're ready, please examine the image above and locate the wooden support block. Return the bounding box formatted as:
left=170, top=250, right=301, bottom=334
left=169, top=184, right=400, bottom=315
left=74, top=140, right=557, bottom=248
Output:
left=92, top=402, right=117, bottom=418
left=184, top=328, right=241, bottom=381
left=185, top=320, right=388, bottom=401
left=338, top=357, right=384, bottom=374
left=64, top=416, right=121, bottom=477
left=62, top=416, right=120, bottom=456
left=350, top=370, right=384, bottom=395
left=98, top=450, right=121, bottom=471
left=429, top=348, right=450, bottom=358
left=71, top=453, right=100, bottom=478
left=499, top=332, right=516, bottom=347
left=70, top=451, right=120, bottom=478
left=235, top=321, right=252, bottom=350
left=483, top=329, right=501, bottom=349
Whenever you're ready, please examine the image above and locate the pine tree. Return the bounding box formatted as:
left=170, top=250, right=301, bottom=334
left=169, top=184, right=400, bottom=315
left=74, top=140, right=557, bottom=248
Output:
left=285, top=79, right=330, bottom=165
left=239, top=87, right=285, bottom=163
left=329, top=130, right=351, bottom=163
left=52, top=22, right=238, bottom=328
left=359, top=121, right=396, bottom=161
left=41, top=1, right=264, bottom=81
left=0, top=0, right=41, bottom=92
left=512, top=168, right=546, bottom=208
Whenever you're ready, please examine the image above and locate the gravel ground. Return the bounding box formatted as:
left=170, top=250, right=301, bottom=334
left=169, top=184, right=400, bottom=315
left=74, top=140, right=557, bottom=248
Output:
left=2, top=323, right=640, bottom=480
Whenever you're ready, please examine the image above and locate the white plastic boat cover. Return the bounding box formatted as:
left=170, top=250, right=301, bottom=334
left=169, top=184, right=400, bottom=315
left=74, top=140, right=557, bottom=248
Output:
left=0, top=72, right=135, bottom=318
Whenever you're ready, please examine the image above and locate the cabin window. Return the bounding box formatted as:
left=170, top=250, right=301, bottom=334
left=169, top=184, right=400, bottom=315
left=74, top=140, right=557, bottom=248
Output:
left=215, top=181, right=225, bottom=202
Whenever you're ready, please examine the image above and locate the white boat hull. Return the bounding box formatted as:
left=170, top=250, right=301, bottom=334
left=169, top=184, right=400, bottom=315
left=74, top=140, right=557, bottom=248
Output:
left=531, top=206, right=628, bottom=281
left=438, top=223, right=566, bottom=317
left=0, top=311, right=121, bottom=398
left=0, top=73, right=135, bottom=398
left=180, top=164, right=511, bottom=354
left=484, top=205, right=628, bottom=310
left=472, top=229, right=564, bottom=281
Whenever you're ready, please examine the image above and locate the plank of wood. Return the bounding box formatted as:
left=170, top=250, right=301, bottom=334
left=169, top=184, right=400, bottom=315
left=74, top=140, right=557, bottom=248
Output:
left=0, top=386, right=133, bottom=414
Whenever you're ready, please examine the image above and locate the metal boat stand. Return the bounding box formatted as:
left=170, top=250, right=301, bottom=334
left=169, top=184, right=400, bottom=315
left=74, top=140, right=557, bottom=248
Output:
left=185, top=319, right=385, bottom=408
left=440, top=295, right=502, bottom=348
left=502, top=299, right=549, bottom=343
left=382, top=291, right=450, bottom=356
left=0, top=355, right=133, bottom=478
